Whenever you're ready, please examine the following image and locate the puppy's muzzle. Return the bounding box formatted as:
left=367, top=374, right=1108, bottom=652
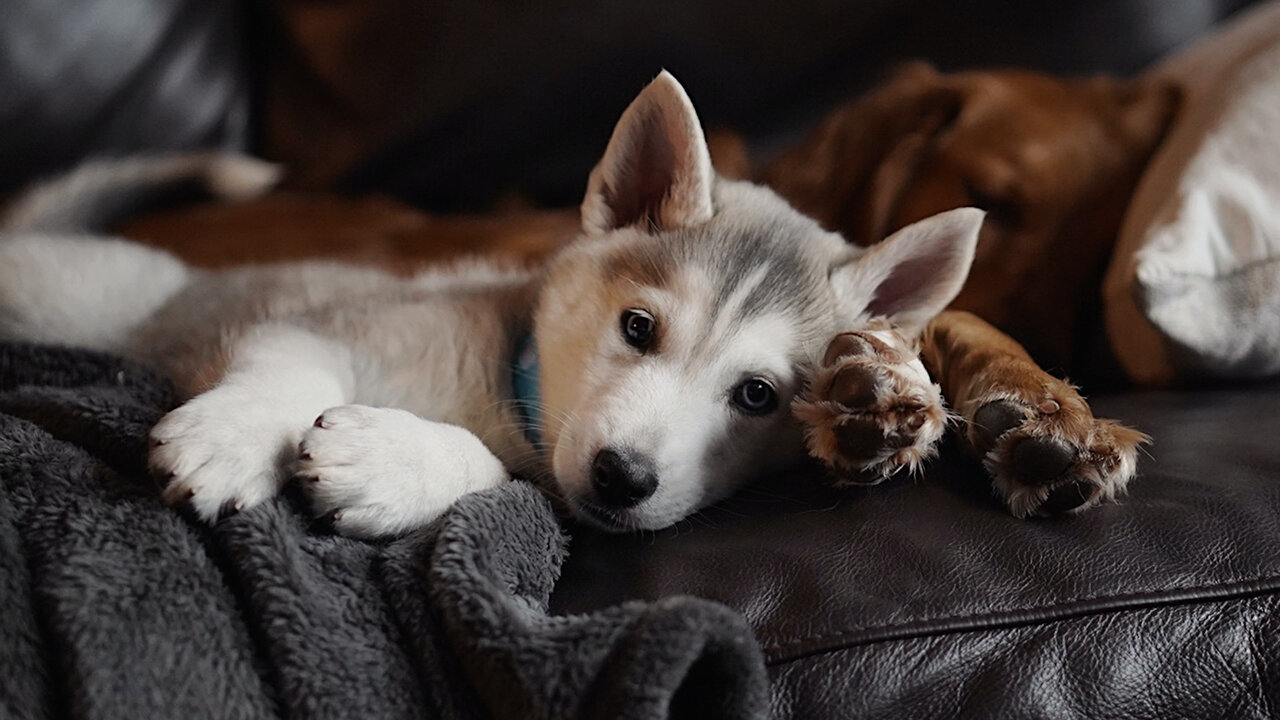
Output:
left=591, top=447, right=658, bottom=509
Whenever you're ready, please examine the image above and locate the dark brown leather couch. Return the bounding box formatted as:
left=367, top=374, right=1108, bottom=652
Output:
left=3, top=1, right=1277, bottom=717
left=555, top=388, right=1280, bottom=717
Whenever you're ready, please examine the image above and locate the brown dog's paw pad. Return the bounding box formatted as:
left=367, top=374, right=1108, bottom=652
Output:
left=1009, top=436, right=1075, bottom=486
left=833, top=416, right=889, bottom=463
left=1040, top=480, right=1099, bottom=515
left=823, top=332, right=877, bottom=366
left=972, top=388, right=1149, bottom=518
left=795, top=326, right=947, bottom=484
left=830, top=365, right=882, bottom=409
left=973, top=400, right=1027, bottom=450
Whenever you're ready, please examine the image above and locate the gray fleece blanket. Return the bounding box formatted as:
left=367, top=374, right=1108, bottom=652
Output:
left=0, top=342, right=767, bottom=720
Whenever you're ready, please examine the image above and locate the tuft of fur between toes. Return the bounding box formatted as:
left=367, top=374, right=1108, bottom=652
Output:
left=793, top=321, right=951, bottom=484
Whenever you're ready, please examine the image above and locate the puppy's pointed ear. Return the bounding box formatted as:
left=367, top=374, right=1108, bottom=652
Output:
left=581, top=71, right=715, bottom=235
left=832, top=208, right=984, bottom=334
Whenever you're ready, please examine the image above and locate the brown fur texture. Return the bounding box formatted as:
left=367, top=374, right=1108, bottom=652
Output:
left=763, top=65, right=1170, bottom=515
left=120, top=193, right=577, bottom=273
left=922, top=311, right=1148, bottom=516
left=763, top=63, right=1178, bottom=369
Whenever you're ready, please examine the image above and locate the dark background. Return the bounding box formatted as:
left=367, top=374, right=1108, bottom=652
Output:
left=0, top=0, right=1260, bottom=211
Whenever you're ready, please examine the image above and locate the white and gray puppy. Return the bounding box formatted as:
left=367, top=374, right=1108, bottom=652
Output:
left=0, top=72, right=982, bottom=537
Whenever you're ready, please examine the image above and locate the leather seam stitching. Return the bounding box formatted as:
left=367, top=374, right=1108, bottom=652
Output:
left=762, top=574, right=1280, bottom=665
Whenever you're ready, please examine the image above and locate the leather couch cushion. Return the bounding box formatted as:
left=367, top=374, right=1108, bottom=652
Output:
left=550, top=385, right=1280, bottom=717
left=0, top=0, right=250, bottom=198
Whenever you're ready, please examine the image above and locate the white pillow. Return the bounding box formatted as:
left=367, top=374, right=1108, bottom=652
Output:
left=1104, top=0, right=1280, bottom=385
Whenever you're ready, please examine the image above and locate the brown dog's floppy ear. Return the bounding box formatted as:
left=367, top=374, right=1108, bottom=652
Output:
left=763, top=63, right=962, bottom=246
left=1112, top=78, right=1182, bottom=155
left=581, top=71, right=715, bottom=235
left=884, top=60, right=942, bottom=86
left=831, top=207, right=984, bottom=334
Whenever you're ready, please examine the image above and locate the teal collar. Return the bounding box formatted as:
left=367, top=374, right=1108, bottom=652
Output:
left=511, top=333, right=542, bottom=447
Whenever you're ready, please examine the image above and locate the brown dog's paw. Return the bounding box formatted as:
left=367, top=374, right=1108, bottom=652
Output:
left=965, top=384, right=1149, bottom=518
left=793, top=324, right=949, bottom=484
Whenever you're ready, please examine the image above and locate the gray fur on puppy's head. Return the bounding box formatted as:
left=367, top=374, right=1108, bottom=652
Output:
left=536, top=71, right=983, bottom=531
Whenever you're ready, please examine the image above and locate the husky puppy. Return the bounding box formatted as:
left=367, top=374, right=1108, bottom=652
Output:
left=0, top=73, right=982, bottom=537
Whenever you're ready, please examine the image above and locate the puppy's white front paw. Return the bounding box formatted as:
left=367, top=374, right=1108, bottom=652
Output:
left=150, top=386, right=303, bottom=522
left=296, top=405, right=508, bottom=538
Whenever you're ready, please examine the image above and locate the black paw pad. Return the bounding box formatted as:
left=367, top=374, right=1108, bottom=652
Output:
left=823, top=332, right=875, bottom=366
left=1010, top=437, right=1075, bottom=486
left=1042, top=480, right=1096, bottom=515
left=973, top=400, right=1027, bottom=449
left=834, top=417, right=887, bottom=462
left=831, top=365, right=879, bottom=409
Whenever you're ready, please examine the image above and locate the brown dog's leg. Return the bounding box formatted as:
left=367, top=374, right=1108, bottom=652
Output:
left=922, top=310, right=1148, bottom=517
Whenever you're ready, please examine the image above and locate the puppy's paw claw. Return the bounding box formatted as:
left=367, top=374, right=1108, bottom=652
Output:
left=295, top=405, right=508, bottom=539
left=967, top=389, right=1149, bottom=517
left=149, top=390, right=297, bottom=523
left=794, top=324, right=949, bottom=484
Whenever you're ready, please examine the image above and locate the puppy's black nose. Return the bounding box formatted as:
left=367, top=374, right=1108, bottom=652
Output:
left=591, top=447, right=658, bottom=509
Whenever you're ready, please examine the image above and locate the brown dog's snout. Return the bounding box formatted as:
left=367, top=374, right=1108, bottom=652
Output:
left=591, top=447, right=658, bottom=509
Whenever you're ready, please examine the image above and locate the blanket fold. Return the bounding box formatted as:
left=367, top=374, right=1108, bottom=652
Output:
left=0, top=342, right=768, bottom=720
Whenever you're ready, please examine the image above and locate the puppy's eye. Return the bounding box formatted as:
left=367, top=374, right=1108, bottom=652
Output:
left=621, top=309, right=656, bottom=350
left=732, top=378, right=778, bottom=415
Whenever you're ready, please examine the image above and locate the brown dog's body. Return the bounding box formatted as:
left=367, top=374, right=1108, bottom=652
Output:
left=760, top=64, right=1177, bottom=514
left=121, top=193, right=577, bottom=273
left=118, top=65, right=1172, bottom=516
left=765, top=64, right=1178, bottom=371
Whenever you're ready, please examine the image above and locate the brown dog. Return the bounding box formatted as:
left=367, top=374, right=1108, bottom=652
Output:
left=763, top=63, right=1178, bottom=515
left=766, top=63, right=1179, bottom=369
